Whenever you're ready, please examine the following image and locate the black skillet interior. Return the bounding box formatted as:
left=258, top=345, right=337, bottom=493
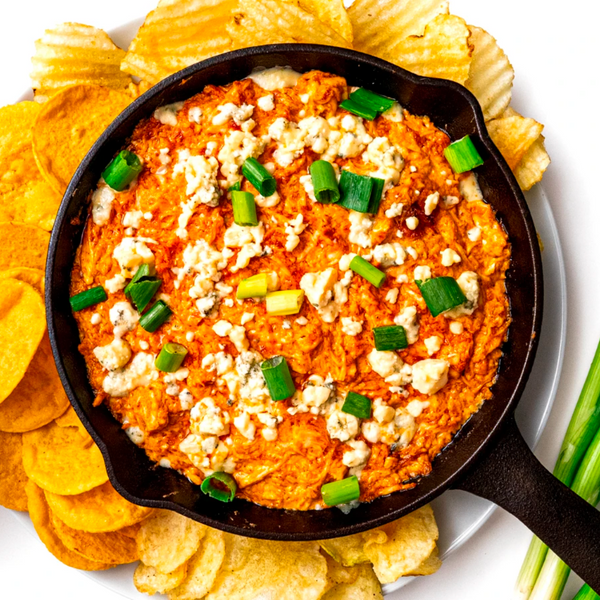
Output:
left=46, top=45, right=542, bottom=541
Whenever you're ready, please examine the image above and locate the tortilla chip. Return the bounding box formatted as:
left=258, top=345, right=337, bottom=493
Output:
left=0, top=222, right=50, bottom=271
left=44, top=480, right=152, bottom=532
left=26, top=480, right=113, bottom=570
left=135, top=562, right=189, bottom=595
left=0, top=431, right=29, bottom=511
left=514, top=134, right=551, bottom=191
left=22, top=419, right=108, bottom=495
left=0, top=279, right=46, bottom=404
left=322, top=563, right=383, bottom=600
left=0, top=267, right=44, bottom=294
left=32, top=84, right=131, bottom=194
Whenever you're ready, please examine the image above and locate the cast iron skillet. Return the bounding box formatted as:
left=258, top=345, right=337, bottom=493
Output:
left=46, top=45, right=600, bottom=591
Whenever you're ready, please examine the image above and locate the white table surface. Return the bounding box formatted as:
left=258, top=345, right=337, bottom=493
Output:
left=1, top=0, right=599, bottom=598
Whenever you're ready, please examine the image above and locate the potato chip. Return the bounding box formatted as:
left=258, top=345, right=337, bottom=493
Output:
left=31, top=23, right=132, bottom=100
left=380, top=14, right=473, bottom=85
left=0, top=431, right=29, bottom=511
left=297, top=0, right=353, bottom=44
left=0, top=267, right=44, bottom=294
left=322, top=564, right=382, bottom=600
left=465, top=26, right=514, bottom=122
left=26, top=480, right=113, bottom=570
left=121, top=0, right=237, bottom=85
left=348, top=0, right=449, bottom=59
left=515, top=134, right=550, bottom=191
left=32, top=84, right=131, bottom=194
left=319, top=532, right=370, bottom=567
left=22, top=419, right=109, bottom=495
left=0, top=279, right=46, bottom=404
left=136, top=510, right=207, bottom=574
left=363, top=505, right=439, bottom=583
left=406, top=545, right=442, bottom=576
left=135, top=562, right=189, bottom=595
left=205, top=534, right=328, bottom=600
left=168, top=528, right=226, bottom=600
left=0, top=222, right=50, bottom=271
left=323, top=552, right=360, bottom=586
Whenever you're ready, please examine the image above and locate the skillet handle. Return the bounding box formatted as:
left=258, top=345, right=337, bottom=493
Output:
left=453, top=416, right=600, bottom=593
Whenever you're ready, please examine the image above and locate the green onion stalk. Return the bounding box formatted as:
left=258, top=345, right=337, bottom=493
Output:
left=515, top=339, right=600, bottom=598
left=573, top=585, right=599, bottom=600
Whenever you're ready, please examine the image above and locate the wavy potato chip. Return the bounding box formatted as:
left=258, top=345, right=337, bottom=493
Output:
left=0, top=222, right=50, bottom=271
left=320, top=532, right=371, bottom=567
left=406, top=545, right=442, bottom=576
left=297, top=0, right=353, bottom=44
left=26, top=480, right=113, bottom=570
left=322, top=563, right=382, bottom=600
left=22, top=419, right=108, bottom=495
left=135, top=562, right=189, bottom=595
left=0, top=431, right=29, bottom=511
left=515, top=134, right=550, bottom=191
left=0, top=279, right=46, bottom=404
left=136, top=510, right=207, bottom=574
left=323, top=552, right=360, bottom=586
left=32, top=84, right=131, bottom=194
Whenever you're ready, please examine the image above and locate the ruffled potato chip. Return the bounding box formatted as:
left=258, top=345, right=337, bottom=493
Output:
left=322, top=563, right=382, bottom=600
left=319, top=531, right=371, bottom=567
left=297, top=0, right=353, bottom=44
left=44, top=480, right=153, bottom=532
left=26, top=480, right=113, bottom=570
left=323, top=552, right=360, bottom=586
left=0, top=279, right=46, bottom=404
left=136, top=510, right=207, bottom=574
left=135, top=562, right=189, bottom=595
left=0, top=431, right=29, bottom=511
left=0, top=222, right=50, bottom=271
left=32, top=84, right=131, bottom=194
left=515, top=134, right=550, bottom=191
left=22, top=419, right=108, bottom=495
left=406, top=545, right=442, bottom=576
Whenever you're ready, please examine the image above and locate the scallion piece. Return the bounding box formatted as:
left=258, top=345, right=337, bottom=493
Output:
left=200, top=471, right=237, bottom=502
left=261, top=355, right=295, bottom=401
left=342, top=391, right=372, bottom=419
left=237, top=273, right=268, bottom=299
left=124, top=263, right=155, bottom=298
left=242, top=157, right=276, bottom=196
left=139, top=300, right=172, bottom=332
left=349, top=88, right=395, bottom=114
left=339, top=98, right=378, bottom=121
left=69, top=286, right=107, bottom=312
left=229, top=181, right=242, bottom=192
left=573, top=585, right=598, bottom=600
left=349, top=256, right=386, bottom=288
left=231, top=190, right=258, bottom=226
left=373, top=325, right=408, bottom=351
left=339, top=170, right=374, bottom=213
left=102, top=150, right=143, bottom=191
left=265, top=290, right=305, bottom=316
left=416, top=277, right=466, bottom=317
left=309, top=160, right=340, bottom=204
left=321, top=476, right=360, bottom=506
left=155, top=342, right=188, bottom=373
left=128, top=279, right=162, bottom=313
left=367, top=177, right=385, bottom=214
left=444, top=135, right=484, bottom=174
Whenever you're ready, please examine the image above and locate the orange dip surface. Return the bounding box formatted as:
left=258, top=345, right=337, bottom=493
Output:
left=71, top=69, right=511, bottom=510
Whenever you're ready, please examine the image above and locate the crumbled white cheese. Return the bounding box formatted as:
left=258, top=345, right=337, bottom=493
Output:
left=113, top=238, right=155, bottom=278
left=223, top=222, right=265, bottom=272
left=212, top=103, right=254, bottom=126
left=468, top=227, right=481, bottom=242
left=373, top=397, right=395, bottom=424
left=382, top=102, right=404, bottom=122
left=348, top=211, right=373, bottom=248
left=90, top=313, right=101, bottom=325
left=153, top=102, right=184, bottom=126
left=406, top=216, right=419, bottom=231
left=385, top=203, right=404, bottom=218
left=424, top=335, right=442, bottom=356
left=373, top=243, right=406, bottom=268
left=123, top=210, right=144, bottom=229
left=411, top=359, right=449, bottom=395
left=218, top=129, right=270, bottom=187
left=339, top=253, right=357, bottom=271
left=295, top=316, right=308, bottom=325
left=442, top=195, right=460, bottom=208
left=179, top=388, right=194, bottom=410
left=444, top=271, right=480, bottom=318
left=300, top=268, right=351, bottom=323
left=257, top=95, right=275, bottom=111
left=343, top=440, right=371, bottom=471
left=449, top=321, right=464, bottom=334
left=255, top=190, right=281, bottom=208
left=105, top=273, right=127, bottom=294
left=385, top=288, right=399, bottom=304
left=186, top=332, right=195, bottom=342
left=368, top=349, right=412, bottom=386
left=102, top=352, right=156, bottom=397
left=460, top=172, right=483, bottom=202
left=424, top=192, right=440, bottom=216
left=327, top=410, right=359, bottom=442
left=190, top=397, right=231, bottom=437
left=299, top=174, right=317, bottom=202
left=414, top=265, right=431, bottom=281
left=341, top=317, right=363, bottom=336
left=188, top=106, right=202, bottom=123
left=406, top=399, right=430, bottom=417
left=241, top=312, right=255, bottom=325
left=405, top=246, right=418, bottom=260
left=440, top=248, right=462, bottom=267
left=125, top=426, right=145, bottom=445
left=212, top=320, right=249, bottom=353
left=394, top=305, right=419, bottom=344
left=233, top=412, right=256, bottom=440
left=363, top=136, right=404, bottom=193
left=91, top=186, right=116, bottom=226
left=285, top=213, right=307, bottom=251
left=93, top=339, right=132, bottom=371
left=109, top=301, right=139, bottom=339
left=268, top=118, right=306, bottom=167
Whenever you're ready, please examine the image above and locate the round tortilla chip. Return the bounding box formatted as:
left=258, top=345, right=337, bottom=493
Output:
left=0, top=431, right=29, bottom=511
left=0, top=222, right=50, bottom=271
left=0, top=333, right=70, bottom=433
left=135, top=563, right=189, bottom=595
left=0, top=278, right=46, bottom=404
left=22, top=419, right=108, bottom=495
left=25, top=479, right=113, bottom=571
left=0, top=267, right=44, bottom=294
left=32, top=84, right=131, bottom=194
left=44, top=480, right=153, bottom=533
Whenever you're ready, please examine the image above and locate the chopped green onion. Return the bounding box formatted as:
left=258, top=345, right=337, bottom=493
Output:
left=339, top=98, right=378, bottom=121
left=309, top=160, right=340, bottom=204
left=443, top=135, right=484, bottom=174
left=367, top=177, right=385, bottom=214
left=200, top=471, right=237, bottom=502
left=348, top=88, right=395, bottom=114
left=265, top=290, right=305, bottom=315
left=155, top=342, right=188, bottom=373
left=124, top=263, right=155, bottom=298
left=231, top=190, right=258, bottom=226
left=102, top=150, right=143, bottom=191
left=573, top=585, right=598, bottom=600
left=69, top=286, right=107, bottom=312
left=237, top=273, right=268, bottom=299
left=229, top=181, right=242, bottom=192
left=261, top=355, right=295, bottom=401
left=139, top=300, right=172, bottom=332
left=128, top=279, right=161, bottom=313
left=242, top=157, right=276, bottom=196
left=416, top=277, right=466, bottom=317
left=339, top=170, right=373, bottom=213
left=349, top=256, right=386, bottom=288
left=342, top=391, right=372, bottom=419
left=373, top=325, right=408, bottom=351
left=321, top=476, right=360, bottom=506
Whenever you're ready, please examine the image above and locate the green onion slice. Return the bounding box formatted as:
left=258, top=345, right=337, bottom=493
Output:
left=155, top=342, right=188, bottom=373
left=69, top=286, right=107, bottom=312
left=139, top=300, right=172, bottom=333
left=367, top=177, right=385, bottom=214
left=265, top=290, right=305, bottom=316
left=231, top=190, right=258, bottom=226
left=348, top=88, right=395, bottom=114
left=242, top=157, right=277, bottom=197
left=309, top=160, right=340, bottom=204
left=444, top=135, right=484, bottom=174
left=237, top=273, right=269, bottom=299
left=124, top=263, right=154, bottom=296
left=261, top=355, right=296, bottom=401
left=416, top=276, right=466, bottom=317
left=373, top=325, right=408, bottom=351
left=339, top=170, right=374, bottom=213
left=339, top=98, right=378, bottom=121
left=349, top=256, right=386, bottom=288
left=200, top=471, right=237, bottom=502
left=229, top=181, right=242, bottom=192
left=321, top=476, right=360, bottom=506
left=128, top=279, right=161, bottom=313
left=342, top=391, right=372, bottom=419
left=102, top=150, right=143, bottom=192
